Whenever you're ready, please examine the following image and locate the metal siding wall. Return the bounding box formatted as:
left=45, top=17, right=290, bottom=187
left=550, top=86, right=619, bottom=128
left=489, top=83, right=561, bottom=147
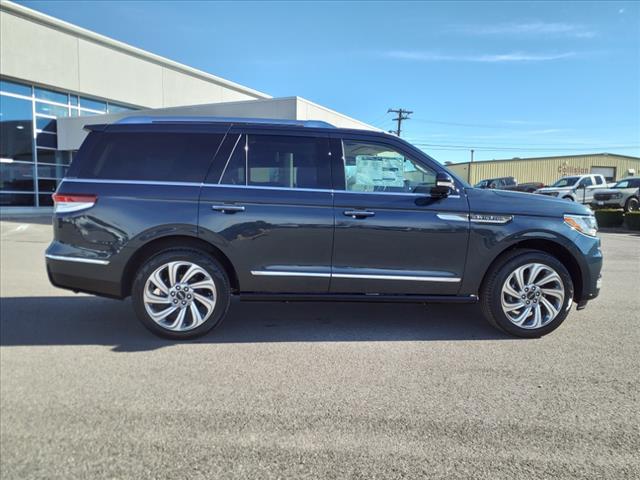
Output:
left=450, top=155, right=640, bottom=185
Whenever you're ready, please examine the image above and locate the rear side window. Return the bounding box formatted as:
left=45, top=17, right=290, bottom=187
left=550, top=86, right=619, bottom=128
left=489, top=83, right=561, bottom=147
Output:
left=79, top=132, right=223, bottom=182
left=219, top=134, right=331, bottom=189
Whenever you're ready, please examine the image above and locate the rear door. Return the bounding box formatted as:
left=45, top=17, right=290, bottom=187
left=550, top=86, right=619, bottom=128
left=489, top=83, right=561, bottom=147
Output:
left=329, top=134, right=470, bottom=295
left=198, top=129, right=335, bottom=293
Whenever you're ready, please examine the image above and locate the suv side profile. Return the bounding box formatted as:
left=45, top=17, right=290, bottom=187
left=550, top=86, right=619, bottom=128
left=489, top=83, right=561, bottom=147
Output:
left=46, top=117, right=602, bottom=339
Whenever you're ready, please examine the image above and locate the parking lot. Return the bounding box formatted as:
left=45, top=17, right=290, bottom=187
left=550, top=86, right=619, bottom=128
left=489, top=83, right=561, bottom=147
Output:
left=1, top=218, right=638, bottom=479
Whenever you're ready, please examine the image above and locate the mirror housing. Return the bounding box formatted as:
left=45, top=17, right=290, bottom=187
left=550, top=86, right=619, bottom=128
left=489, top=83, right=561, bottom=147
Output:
left=430, top=172, right=455, bottom=198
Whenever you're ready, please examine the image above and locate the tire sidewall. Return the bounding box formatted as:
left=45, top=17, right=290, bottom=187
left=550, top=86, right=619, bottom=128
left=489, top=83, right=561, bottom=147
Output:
left=488, top=252, right=574, bottom=338
left=132, top=250, right=230, bottom=340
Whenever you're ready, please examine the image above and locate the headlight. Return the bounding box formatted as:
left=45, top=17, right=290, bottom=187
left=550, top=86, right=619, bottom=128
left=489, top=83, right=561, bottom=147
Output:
left=564, top=214, right=598, bottom=237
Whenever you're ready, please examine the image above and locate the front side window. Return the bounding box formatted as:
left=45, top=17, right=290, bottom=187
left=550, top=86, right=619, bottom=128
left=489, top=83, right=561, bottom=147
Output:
left=342, top=140, right=436, bottom=193
left=220, top=135, right=330, bottom=189
left=578, top=177, right=593, bottom=188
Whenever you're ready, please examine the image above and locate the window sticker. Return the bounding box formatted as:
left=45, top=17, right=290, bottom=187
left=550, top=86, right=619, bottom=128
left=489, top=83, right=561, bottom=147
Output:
left=353, top=155, right=405, bottom=190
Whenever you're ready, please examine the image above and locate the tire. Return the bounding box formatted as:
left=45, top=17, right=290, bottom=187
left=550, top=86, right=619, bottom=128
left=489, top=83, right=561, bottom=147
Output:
left=625, top=197, right=639, bottom=212
left=562, top=196, right=574, bottom=201
left=132, top=249, right=231, bottom=339
left=480, top=249, right=574, bottom=338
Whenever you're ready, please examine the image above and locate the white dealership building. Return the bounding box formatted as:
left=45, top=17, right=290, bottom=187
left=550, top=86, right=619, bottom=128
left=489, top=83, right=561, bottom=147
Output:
left=0, top=1, right=374, bottom=209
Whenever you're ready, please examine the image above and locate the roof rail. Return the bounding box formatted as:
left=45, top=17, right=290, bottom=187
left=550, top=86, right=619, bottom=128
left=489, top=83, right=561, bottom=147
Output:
left=115, top=116, right=336, bottom=128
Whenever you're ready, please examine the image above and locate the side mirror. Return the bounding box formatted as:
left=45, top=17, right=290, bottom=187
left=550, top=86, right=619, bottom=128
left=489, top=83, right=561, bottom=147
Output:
left=431, top=173, right=455, bottom=198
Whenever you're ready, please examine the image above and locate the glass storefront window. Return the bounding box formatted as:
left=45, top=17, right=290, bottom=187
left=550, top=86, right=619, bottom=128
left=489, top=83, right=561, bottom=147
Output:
left=35, top=102, right=68, bottom=117
left=80, top=97, right=107, bottom=112
left=108, top=103, right=134, bottom=113
left=36, top=117, right=57, bottom=132
left=1, top=161, right=35, bottom=191
left=36, top=133, right=57, bottom=149
left=0, top=192, right=35, bottom=207
left=37, top=149, right=71, bottom=166
left=70, top=95, right=79, bottom=106
left=35, top=87, right=68, bottom=104
left=0, top=79, right=32, bottom=97
left=0, top=95, right=34, bottom=163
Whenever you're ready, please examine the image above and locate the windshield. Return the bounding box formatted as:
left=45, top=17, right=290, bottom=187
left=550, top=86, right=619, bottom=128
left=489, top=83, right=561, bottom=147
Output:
left=552, top=177, right=579, bottom=187
left=614, top=179, right=640, bottom=189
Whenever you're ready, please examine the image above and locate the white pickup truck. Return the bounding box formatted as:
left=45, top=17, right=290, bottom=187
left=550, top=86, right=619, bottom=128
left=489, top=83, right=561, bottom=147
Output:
left=534, top=174, right=612, bottom=204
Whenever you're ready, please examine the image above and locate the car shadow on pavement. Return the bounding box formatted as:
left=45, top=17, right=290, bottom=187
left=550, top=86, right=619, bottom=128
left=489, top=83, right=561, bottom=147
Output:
left=0, top=296, right=513, bottom=352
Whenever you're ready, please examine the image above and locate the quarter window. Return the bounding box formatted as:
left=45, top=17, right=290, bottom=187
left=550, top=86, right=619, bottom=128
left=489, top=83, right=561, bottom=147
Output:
left=80, top=132, right=223, bottom=182
left=342, top=140, right=436, bottom=193
left=219, top=135, right=331, bottom=189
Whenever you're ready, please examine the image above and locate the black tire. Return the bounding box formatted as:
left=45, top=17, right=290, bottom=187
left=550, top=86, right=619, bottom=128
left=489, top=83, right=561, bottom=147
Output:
left=132, top=249, right=231, bottom=340
left=625, top=196, right=639, bottom=212
left=480, top=249, right=574, bottom=338
left=562, top=196, right=574, bottom=201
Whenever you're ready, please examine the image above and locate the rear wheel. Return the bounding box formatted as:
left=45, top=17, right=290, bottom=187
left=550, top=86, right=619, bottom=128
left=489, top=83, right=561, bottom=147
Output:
left=132, top=249, right=231, bottom=339
left=562, top=196, right=574, bottom=201
left=480, top=250, right=574, bottom=338
left=625, top=196, right=639, bottom=212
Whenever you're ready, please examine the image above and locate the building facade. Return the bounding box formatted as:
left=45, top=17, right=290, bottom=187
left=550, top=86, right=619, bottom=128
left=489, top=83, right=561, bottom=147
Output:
left=447, top=153, right=640, bottom=186
left=0, top=1, right=373, bottom=209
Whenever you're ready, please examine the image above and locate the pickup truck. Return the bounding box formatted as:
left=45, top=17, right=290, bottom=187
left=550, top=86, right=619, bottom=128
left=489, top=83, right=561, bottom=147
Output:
left=535, top=174, right=611, bottom=204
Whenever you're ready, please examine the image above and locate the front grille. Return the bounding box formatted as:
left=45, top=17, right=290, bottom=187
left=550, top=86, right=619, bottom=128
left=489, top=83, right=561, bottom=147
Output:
left=594, top=193, right=613, bottom=200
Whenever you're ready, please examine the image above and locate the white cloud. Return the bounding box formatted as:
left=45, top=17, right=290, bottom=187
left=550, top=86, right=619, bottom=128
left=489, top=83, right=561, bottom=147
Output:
left=386, top=51, right=578, bottom=63
left=453, top=22, right=596, bottom=38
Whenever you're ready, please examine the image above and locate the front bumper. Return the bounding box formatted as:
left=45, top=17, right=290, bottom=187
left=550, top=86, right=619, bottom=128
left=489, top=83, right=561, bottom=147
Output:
left=591, top=199, right=624, bottom=208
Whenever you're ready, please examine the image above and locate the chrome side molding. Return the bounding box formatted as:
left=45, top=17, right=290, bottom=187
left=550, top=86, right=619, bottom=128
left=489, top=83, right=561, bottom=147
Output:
left=45, top=254, right=110, bottom=265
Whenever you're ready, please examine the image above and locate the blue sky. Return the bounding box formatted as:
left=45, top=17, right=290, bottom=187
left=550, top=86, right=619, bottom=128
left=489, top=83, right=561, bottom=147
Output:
left=19, top=0, right=640, bottom=163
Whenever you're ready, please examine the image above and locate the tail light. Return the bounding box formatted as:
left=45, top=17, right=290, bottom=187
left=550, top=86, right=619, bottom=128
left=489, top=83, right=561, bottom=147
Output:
left=52, top=193, right=97, bottom=213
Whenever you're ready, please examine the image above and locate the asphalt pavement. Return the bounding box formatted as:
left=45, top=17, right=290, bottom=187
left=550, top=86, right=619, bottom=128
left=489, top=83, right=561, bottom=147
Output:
left=1, top=218, right=639, bottom=479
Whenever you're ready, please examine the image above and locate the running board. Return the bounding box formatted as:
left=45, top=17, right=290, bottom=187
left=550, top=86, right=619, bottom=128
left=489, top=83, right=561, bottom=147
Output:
left=237, top=293, right=478, bottom=304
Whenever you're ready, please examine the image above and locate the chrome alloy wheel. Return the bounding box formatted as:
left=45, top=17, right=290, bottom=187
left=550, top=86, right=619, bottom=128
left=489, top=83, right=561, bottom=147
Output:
left=500, top=262, right=565, bottom=329
left=143, top=261, right=217, bottom=332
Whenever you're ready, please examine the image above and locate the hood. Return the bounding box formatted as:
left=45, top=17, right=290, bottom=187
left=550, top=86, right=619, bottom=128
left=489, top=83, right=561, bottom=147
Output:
left=466, top=187, right=591, bottom=217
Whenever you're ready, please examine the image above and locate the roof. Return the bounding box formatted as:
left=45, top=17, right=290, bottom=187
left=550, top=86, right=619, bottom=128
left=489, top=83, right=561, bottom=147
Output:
left=452, top=152, right=640, bottom=166
left=0, top=1, right=270, bottom=100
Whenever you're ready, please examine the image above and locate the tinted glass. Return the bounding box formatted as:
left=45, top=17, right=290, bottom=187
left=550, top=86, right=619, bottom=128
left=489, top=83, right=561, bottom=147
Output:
left=0, top=79, right=31, bottom=96
left=1, top=162, right=34, bottom=191
left=0, top=192, right=35, bottom=206
left=81, top=132, right=223, bottom=182
left=0, top=95, right=34, bottom=162
left=36, top=117, right=57, bottom=132
left=36, top=132, right=57, bottom=149
left=34, top=87, right=68, bottom=104
left=614, top=179, right=640, bottom=188
left=220, top=135, right=331, bottom=189
left=342, top=140, right=436, bottom=193
left=80, top=97, right=107, bottom=112
left=219, top=135, right=246, bottom=185
left=35, top=102, right=68, bottom=117
left=37, top=149, right=71, bottom=166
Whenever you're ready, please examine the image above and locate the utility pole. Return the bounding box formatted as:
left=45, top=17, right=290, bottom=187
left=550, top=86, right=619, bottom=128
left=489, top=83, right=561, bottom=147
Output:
left=387, top=108, right=413, bottom=136
left=470, top=149, right=474, bottom=163
left=468, top=149, right=474, bottom=183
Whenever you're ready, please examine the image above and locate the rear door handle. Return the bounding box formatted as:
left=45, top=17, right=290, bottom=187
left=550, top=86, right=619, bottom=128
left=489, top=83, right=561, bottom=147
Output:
left=212, top=205, right=245, bottom=214
left=344, top=209, right=375, bottom=219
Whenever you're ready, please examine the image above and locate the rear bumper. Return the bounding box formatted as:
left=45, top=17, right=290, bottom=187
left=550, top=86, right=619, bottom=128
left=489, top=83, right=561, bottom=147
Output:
left=45, top=242, right=123, bottom=298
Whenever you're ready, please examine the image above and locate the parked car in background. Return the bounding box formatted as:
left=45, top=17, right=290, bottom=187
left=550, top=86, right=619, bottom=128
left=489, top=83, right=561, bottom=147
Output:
left=535, top=174, right=608, bottom=203
left=504, top=182, right=545, bottom=193
left=591, top=177, right=640, bottom=212
left=46, top=117, right=602, bottom=340
left=474, top=176, right=517, bottom=190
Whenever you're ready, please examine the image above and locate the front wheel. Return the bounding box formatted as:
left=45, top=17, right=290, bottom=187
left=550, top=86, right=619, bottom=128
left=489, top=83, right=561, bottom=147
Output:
left=132, top=249, right=231, bottom=339
left=625, top=197, right=639, bottom=212
left=480, top=250, right=574, bottom=338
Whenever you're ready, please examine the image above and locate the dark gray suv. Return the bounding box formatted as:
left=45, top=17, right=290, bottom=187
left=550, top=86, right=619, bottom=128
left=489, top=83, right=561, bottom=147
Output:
left=46, top=117, right=602, bottom=339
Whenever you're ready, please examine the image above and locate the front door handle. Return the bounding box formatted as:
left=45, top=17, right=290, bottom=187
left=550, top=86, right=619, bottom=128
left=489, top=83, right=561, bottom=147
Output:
left=212, top=205, right=245, bottom=214
left=344, top=209, right=375, bottom=219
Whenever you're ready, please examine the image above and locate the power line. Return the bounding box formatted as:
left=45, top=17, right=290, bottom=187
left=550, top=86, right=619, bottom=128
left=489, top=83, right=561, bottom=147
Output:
left=387, top=108, right=413, bottom=136
left=410, top=142, right=640, bottom=152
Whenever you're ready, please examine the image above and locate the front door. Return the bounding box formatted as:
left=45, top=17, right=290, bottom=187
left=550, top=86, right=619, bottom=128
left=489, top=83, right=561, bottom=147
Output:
left=329, top=136, right=469, bottom=295
left=198, top=131, right=334, bottom=293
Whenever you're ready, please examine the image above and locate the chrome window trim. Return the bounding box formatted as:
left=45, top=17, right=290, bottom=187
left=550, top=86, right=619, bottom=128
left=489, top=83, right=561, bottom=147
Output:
left=218, top=133, right=242, bottom=184
left=62, top=178, right=202, bottom=187
left=45, top=254, right=110, bottom=265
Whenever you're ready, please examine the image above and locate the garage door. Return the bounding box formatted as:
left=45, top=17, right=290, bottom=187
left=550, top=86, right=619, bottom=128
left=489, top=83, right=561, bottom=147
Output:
left=591, top=166, right=616, bottom=182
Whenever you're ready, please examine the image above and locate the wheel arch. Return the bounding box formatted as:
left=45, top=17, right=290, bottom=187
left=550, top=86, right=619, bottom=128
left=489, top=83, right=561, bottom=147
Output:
left=120, top=235, right=239, bottom=297
left=481, top=238, right=583, bottom=302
